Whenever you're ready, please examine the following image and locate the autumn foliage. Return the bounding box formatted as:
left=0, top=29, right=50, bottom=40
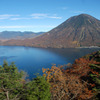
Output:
left=43, top=51, right=100, bottom=100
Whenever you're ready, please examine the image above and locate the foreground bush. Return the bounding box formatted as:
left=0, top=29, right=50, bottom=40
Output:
left=0, top=61, right=51, bottom=100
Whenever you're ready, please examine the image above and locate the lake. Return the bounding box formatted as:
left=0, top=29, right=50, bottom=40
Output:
left=0, top=46, right=100, bottom=79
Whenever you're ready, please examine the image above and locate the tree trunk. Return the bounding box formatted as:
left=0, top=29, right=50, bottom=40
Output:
left=6, top=91, right=9, bottom=100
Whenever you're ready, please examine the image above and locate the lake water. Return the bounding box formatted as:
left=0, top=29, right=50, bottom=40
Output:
left=0, top=46, right=100, bottom=79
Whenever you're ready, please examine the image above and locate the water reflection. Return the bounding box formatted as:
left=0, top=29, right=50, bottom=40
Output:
left=43, top=48, right=100, bottom=62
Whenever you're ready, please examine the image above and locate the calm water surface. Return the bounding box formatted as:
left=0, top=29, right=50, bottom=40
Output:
left=0, top=46, right=100, bottom=79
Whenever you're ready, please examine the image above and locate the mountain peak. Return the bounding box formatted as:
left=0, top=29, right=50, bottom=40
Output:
left=64, top=13, right=100, bottom=29
left=71, top=13, right=97, bottom=21
left=77, top=13, right=91, bottom=17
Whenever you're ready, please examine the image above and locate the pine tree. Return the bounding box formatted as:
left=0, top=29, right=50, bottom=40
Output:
left=0, top=61, right=25, bottom=100
left=25, top=76, right=51, bottom=100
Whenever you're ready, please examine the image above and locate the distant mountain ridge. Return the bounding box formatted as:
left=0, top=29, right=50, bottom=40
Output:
left=0, top=31, right=45, bottom=39
left=1, top=14, right=100, bottom=48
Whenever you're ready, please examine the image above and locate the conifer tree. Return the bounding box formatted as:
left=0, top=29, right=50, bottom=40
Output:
left=0, top=61, right=25, bottom=100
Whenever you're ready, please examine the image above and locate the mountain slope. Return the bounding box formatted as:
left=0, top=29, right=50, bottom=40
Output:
left=0, top=31, right=45, bottom=39
left=1, top=14, right=100, bottom=48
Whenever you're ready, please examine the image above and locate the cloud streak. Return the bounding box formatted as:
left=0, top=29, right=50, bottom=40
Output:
left=0, top=13, right=62, bottom=20
left=31, top=13, right=62, bottom=19
left=10, top=17, right=31, bottom=20
left=0, top=14, right=20, bottom=20
left=0, top=25, right=56, bottom=29
left=71, top=10, right=85, bottom=14
left=31, top=13, right=48, bottom=19
left=61, top=7, right=68, bottom=10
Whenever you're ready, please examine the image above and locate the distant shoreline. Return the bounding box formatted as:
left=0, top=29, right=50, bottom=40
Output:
left=0, top=45, right=100, bottom=49
left=76, top=46, right=100, bottom=48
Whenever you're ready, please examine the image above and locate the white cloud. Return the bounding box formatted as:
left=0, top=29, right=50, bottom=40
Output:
left=0, top=14, right=20, bottom=20
left=0, top=13, right=62, bottom=20
left=31, top=13, right=62, bottom=19
left=0, top=25, right=56, bottom=29
left=10, top=18, right=23, bottom=20
left=31, top=13, right=48, bottom=19
left=71, top=10, right=85, bottom=14
left=61, top=7, right=68, bottom=10
left=10, top=17, right=31, bottom=20
left=48, top=16, right=62, bottom=19
left=0, top=26, right=27, bottom=28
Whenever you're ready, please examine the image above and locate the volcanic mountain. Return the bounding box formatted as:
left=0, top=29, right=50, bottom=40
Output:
left=1, top=14, right=100, bottom=48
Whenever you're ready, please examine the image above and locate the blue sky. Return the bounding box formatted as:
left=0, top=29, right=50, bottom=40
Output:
left=0, top=0, right=100, bottom=32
